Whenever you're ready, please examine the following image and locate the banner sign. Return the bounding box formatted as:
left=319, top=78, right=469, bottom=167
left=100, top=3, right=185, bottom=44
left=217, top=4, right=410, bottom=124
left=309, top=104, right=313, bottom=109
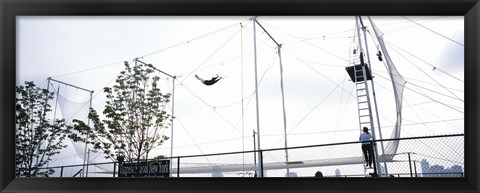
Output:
left=119, top=160, right=170, bottom=177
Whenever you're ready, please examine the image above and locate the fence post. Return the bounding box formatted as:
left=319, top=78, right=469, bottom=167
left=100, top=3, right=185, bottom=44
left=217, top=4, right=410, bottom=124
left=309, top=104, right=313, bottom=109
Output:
left=60, top=166, right=64, bottom=177
left=370, top=140, right=378, bottom=177
left=113, top=162, right=117, bottom=177
left=413, top=160, right=418, bottom=177
left=407, top=152, right=413, bottom=177
left=177, top=156, right=180, bottom=177
left=260, top=150, right=264, bottom=177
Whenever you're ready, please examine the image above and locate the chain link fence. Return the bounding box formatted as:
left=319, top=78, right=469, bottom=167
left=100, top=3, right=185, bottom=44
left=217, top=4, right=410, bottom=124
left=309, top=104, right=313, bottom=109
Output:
left=35, top=134, right=464, bottom=178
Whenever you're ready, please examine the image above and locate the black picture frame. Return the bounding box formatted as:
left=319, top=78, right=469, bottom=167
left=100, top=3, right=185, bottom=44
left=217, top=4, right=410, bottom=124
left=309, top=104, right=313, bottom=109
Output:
left=1, top=0, right=478, bottom=192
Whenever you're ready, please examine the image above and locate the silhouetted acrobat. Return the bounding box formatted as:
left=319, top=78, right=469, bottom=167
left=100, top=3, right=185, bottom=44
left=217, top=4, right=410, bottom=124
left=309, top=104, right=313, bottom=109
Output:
left=377, top=51, right=383, bottom=62
left=195, top=74, right=222, bottom=86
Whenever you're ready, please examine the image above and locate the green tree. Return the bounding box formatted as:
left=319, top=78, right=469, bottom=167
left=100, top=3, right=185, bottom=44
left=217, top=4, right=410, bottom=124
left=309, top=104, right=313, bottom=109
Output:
left=15, top=81, right=73, bottom=177
left=76, top=61, right=172, bottom=164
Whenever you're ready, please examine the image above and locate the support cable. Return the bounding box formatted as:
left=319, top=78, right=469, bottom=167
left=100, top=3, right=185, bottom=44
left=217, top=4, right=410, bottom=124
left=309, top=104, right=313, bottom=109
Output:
left=51, top=18, right=250, bottom=79
left=401, top=100, right=464, bottom=159
left=175, top=28, right=242, bottom=87
left=373, top=73, right=463, bottom=114
left=365, top=30, right=463, bottom=102
left=401, top=130, right=463, bottom=165
left=401, top=16, right=464, bottom=47
left=173, top=115, right=219, bottom=174
left=386, top=45, right=463, bottom=102
left=385, top=40, right=463, bottom=83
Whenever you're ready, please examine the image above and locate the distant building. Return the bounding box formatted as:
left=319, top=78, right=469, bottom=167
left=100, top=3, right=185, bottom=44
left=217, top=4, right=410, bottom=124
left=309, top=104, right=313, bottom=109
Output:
left=429, top=165, right=445, bottom=177
left=211, top=172, right=223, bottom=177
left=420, top=159, right=463, bottom=177
left=211, top=166, right=223, bottom=177
left=420, top=159, right=430, bottom=177
left=379, top=165, right=386, bottom=176
left=286, top=172, right=298, bottom=177
left=447, top=165, right=463, bottom=177
left=335, top=169, right=341, bottom=177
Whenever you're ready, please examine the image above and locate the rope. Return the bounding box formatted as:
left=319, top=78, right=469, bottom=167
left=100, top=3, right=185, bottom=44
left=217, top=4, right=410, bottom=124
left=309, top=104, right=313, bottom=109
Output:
left=172, top=115, right=218, bottom=174
left=181, top=84, right=238, bottom=130
left=283, top=50, right=356, bottom=99
left=401, top=16, right=463, bottom=47
left=240, top=22, right=246, bottom=175
left=51, top=18, right=250, bottom=79
left=255, top=20, right=349, bottom=63
left=155, top=136, right=251, bottom=150
left=368, top=77, right=463, bottom=132
left=374, top=73, right=463, bottom=114
left=406, top=81, right=464, bottom=103
left=402, top=129, right=463, bottom=165
left=333, top=77, right=356, bottom=141
left=175, top=27, right=242, bottom=87
left=385, top=40, right=463, bottom=83
left=141, top=19, right=248, bottom=58
left=51, top=61, right=125, bottom=78
left=382, top=16, right=447, bottom=35
left=366, top=29, right=463, bottom=103
left=388, top=73, right=463, bottom=93
left=386, top=43, right=464, bottom=102
left=403, top=99, right=463, bottom=158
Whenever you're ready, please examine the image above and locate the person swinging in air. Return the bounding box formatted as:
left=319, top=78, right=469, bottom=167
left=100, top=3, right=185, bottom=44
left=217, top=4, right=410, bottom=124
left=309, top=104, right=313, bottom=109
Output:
left=195, top=74, right=222, bottom=86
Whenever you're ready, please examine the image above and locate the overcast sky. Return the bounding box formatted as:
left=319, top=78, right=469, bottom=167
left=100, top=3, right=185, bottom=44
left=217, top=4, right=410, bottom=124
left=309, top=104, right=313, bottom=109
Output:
left=17, top=16, right=464, bottom=172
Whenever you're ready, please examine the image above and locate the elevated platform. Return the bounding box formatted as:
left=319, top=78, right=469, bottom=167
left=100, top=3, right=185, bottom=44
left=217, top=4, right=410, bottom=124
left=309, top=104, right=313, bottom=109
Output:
left=346, top=64, right=372, bottom=82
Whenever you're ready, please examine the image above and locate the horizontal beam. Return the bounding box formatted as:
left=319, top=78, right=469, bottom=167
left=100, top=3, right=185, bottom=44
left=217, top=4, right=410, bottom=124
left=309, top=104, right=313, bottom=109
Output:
left=48, top=77, right=93, bottom=93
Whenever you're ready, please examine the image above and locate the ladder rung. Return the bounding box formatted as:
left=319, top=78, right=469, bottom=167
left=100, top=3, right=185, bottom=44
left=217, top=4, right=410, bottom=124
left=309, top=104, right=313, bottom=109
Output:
left=357, top=88, right=366, bottom=91
left=360, top=122, right=370, bottom=124
left=358, top=101, right=368, bottom=104
left=359, top=108, right=369, bottom=110
left=357, top=95, right=367, bottom=97
left=359, top=115, right=370, bottom=117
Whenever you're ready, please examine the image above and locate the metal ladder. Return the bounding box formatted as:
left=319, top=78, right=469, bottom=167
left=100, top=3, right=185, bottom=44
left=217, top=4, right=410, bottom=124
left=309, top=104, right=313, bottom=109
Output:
left=349, top=43, right=375, bottom=176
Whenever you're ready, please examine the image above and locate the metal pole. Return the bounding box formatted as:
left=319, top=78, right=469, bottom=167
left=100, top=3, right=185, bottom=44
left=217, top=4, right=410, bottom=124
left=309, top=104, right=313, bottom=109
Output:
left=86, top=149, right=91, bottom=177
left=49, top=78, right=92, bottom=93
left=241, top=23, right=246, bottom=177
left=359, top=16, right=389, bottom=176
left=259, top=150, right=264, bottom=177
left=277, top=46, right=289, bottom=176
left=36, top=78, right=51, bottom=170
left=82, top=91, right=93, bottom=177
left=52, top=85, right=60, bottom=124
left=253, top=130, right=257, bottom=177
left=408, top=152, right=413, bottom=177
left=356, top=16, right=381, bottom=176
left=413, top=160, right=418, bottom=177
left=252, top=16, right=262, bottom=177
left=137, top=59, right=176, bottom=177
left=60, top=166, right=64, bottom=177
left=48, top=78, right=93, bottom=177
left=370, top=140, right=378, bottom=177
left=253, top=21, right=289, bottom=175
left=113, top=163, right=116, bottom=177
left=177, top=156, right=180, bottom=177
left=170, top=76, right=175, bottom=177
